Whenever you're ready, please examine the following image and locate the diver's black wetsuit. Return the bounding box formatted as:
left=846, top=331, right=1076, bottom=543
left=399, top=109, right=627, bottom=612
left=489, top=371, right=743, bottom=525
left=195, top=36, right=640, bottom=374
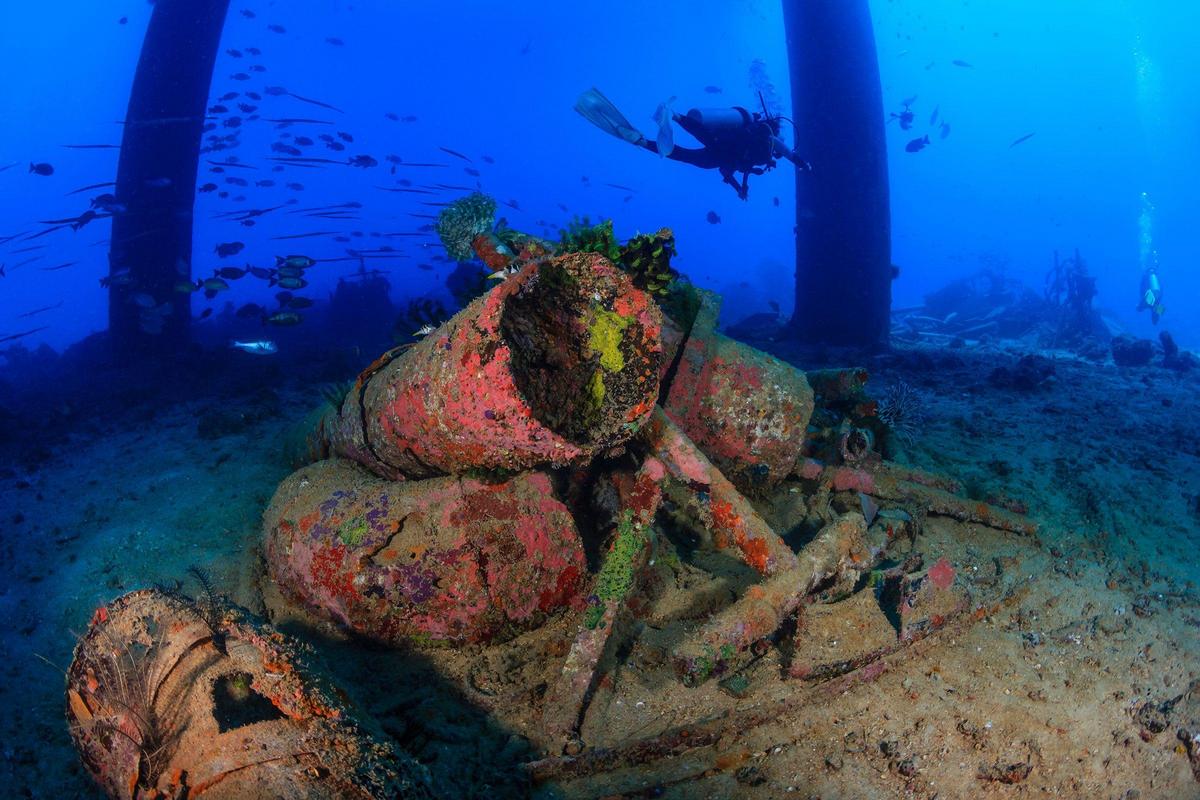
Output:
left=639, top=107, right=808, bottom=199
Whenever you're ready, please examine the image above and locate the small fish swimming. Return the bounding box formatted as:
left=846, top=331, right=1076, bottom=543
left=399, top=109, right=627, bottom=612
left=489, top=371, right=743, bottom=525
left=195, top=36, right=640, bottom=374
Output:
left=231, top=339, right=278, bottom=355
left=952, top=59, right=973, bottom=68
left=413, top=324, right=437, bottom=337
left=1009, top=132, right=1036, bottom=148
left=905, top=135, right=931, bottom=153
left=215, top=241, right=245, bottom=257
left=438, top=146, right=473, bottom=162
left=29, top=162, right=54, bottom=176
left=207, top=158, right=256, bottom=170
left=17, top=301, right=63, bottom=318
left=66, top=180, right=117, bottom=196
left=276, top=254, right=317, bottom=269
left=264, top=311, right=302, bottom=326
left=704, top=85, right=722, bottom=94
left=100, top=268, right=133, bottom=288
left=706, top=210, right=721, bottom=224
left=487, top=265, right=521, bottom=281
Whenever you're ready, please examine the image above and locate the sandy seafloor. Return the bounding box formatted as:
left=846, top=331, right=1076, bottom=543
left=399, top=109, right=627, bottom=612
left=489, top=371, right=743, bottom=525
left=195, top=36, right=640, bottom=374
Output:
left=2, top=337, right=1199, bottom=799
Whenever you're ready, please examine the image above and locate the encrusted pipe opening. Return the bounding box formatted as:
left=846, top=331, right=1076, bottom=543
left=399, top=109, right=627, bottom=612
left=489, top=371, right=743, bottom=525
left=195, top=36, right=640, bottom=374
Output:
left=839, top=427, right=875, bottom=464
left=500, top=252, right=660, bottom=446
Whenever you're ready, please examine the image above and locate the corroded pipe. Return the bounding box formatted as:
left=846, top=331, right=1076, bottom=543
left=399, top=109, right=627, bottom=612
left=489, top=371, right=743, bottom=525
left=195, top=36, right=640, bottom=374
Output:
left=264, top=459, right=587, bottom=644
left=325, top=252, right=663, bottom=479
left=66, top=589, right=435, bottom=799
left=660, top=291, right=815, bottom=494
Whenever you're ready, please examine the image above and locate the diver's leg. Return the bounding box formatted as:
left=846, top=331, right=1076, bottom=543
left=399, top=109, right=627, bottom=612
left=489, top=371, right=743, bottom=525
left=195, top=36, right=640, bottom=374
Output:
left=668, top=145, right=722, bottom=169
left=720, top=167, right=747, bottom=199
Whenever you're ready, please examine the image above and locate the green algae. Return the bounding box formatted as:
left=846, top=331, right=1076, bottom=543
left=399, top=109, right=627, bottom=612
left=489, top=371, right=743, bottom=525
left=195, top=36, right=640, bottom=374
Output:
left=557, top=217, right=621, bottom=262
left=586, top=369, right=606, bottom=416
left=586, top=509, right=648, bottom=629
left=339, top=516, right=369, bottom=547
left=589, top=306, right=630, bottom=373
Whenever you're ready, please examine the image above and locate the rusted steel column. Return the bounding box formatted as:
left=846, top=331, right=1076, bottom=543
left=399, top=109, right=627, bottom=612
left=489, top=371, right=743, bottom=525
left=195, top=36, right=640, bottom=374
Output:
left=264, top=460, right=587, bottom=645
left=784, top=0, right=892, bottom=349
left=109, top=0, right=231, bottom=355
left=325, top=252, right=663, bottom=479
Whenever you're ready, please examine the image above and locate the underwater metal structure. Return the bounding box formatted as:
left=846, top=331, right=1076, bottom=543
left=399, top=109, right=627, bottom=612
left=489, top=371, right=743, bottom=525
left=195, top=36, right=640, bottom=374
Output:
left=108, top=0, right=231, bottom=355
left=783, top=0, right=892, bottom=349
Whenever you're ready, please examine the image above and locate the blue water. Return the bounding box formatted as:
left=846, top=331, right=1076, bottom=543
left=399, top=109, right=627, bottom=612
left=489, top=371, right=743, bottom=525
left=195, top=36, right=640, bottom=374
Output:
left=3, top=0, right=1194, bottom=354
left=4, top=4, right=1200, bottom=798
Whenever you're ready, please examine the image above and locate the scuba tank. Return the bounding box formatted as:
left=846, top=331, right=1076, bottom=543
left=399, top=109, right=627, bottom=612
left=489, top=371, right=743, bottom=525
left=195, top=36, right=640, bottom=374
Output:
left=680, top=107, right=755, bottom=146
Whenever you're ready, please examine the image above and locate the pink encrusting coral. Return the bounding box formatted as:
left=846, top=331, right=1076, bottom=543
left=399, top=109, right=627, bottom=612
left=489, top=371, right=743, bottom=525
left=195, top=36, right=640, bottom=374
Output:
left=264, top=459, right=587, bottom=644
left=323, top=252, right=663, bottom=479
left=662, top=292, right=814, bottom=494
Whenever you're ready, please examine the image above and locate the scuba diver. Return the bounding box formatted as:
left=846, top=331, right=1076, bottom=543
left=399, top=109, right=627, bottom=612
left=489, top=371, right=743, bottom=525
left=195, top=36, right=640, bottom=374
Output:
left=575, top=87, right=810, bottom=200
left=1137, top=263, right=1165, bottom=324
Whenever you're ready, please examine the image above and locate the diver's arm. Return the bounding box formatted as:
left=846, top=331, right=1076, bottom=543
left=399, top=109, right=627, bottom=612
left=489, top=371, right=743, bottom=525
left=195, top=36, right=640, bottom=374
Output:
left=772, top=136, right=813, bottom=171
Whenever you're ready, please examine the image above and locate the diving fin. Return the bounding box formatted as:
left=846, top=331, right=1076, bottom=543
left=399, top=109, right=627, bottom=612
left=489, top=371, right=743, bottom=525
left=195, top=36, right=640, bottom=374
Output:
left=652, top=96, right=676, bottom=158
left=574, top=88, right=646, bottom=147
